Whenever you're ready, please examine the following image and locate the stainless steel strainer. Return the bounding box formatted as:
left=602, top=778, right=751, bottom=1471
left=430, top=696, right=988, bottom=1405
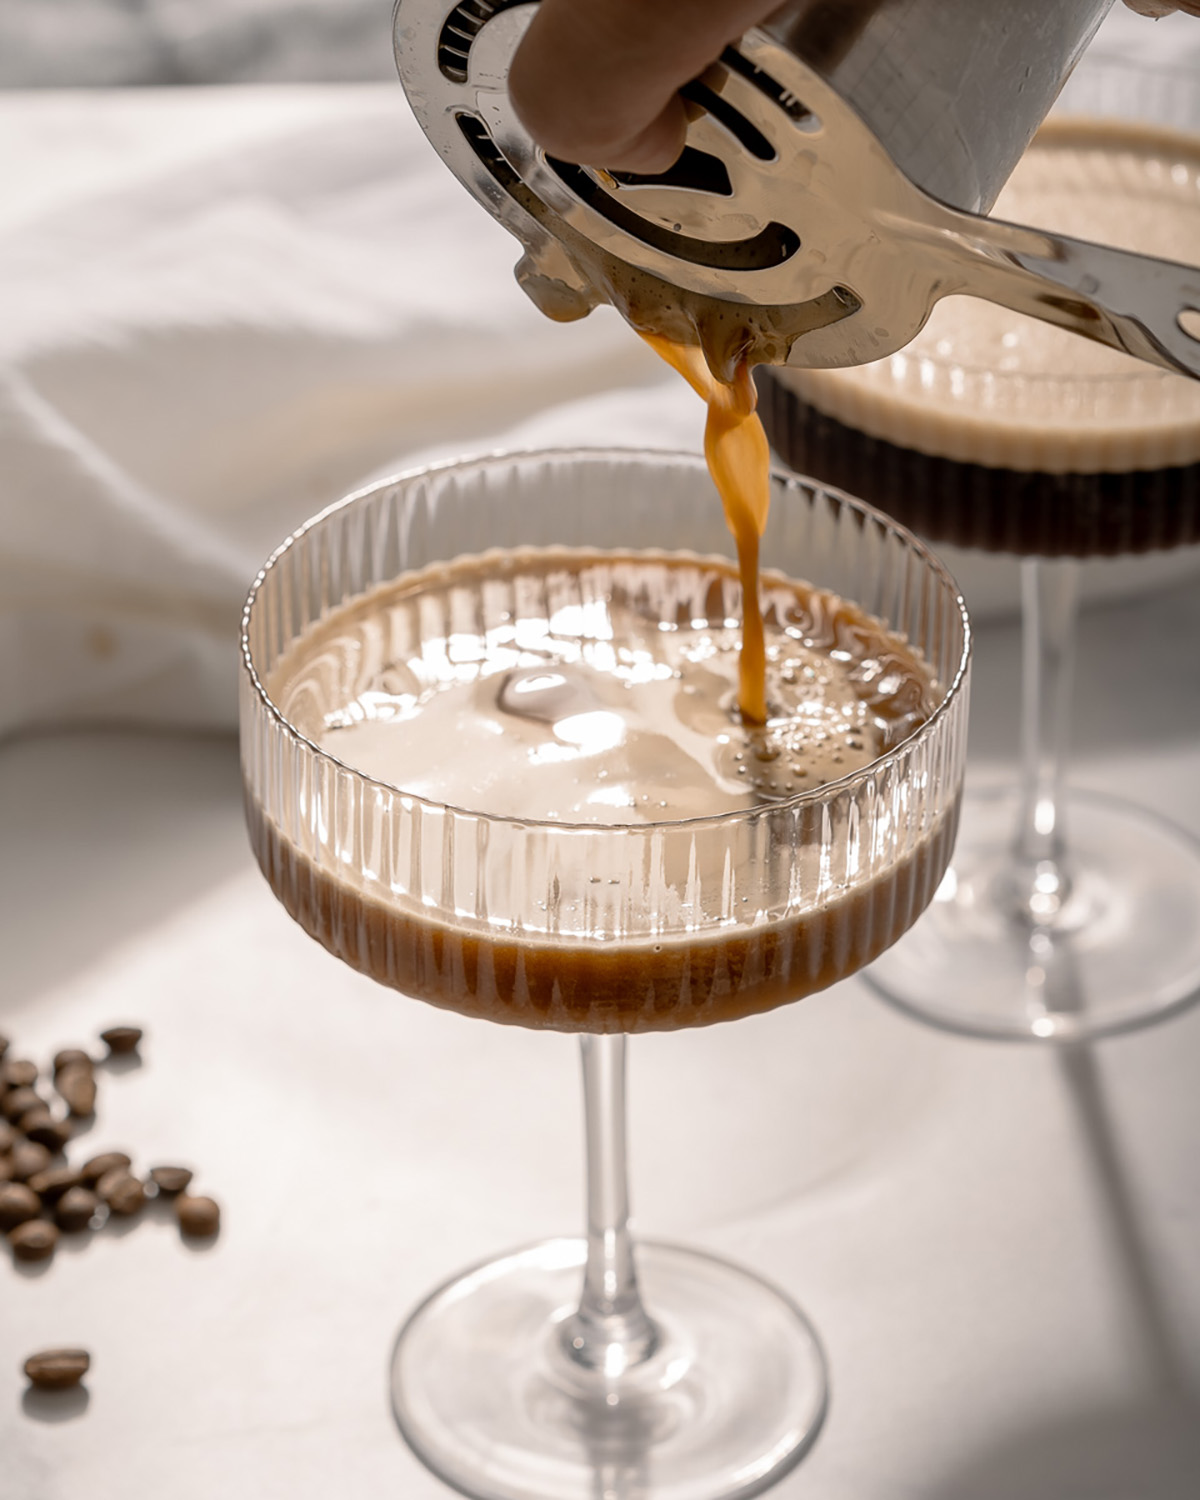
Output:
left=394, top=0, right=1200, bottom=379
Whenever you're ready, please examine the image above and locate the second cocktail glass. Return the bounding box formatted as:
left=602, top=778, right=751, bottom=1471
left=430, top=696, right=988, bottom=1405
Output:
left=760, top=59, right=1200, bottom=1042
left=240, top=449, right=970, bottom=1500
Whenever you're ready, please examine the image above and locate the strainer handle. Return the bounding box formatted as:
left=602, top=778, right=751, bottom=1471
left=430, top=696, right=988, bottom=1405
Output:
left=944, top=213, right=1200, bottom=380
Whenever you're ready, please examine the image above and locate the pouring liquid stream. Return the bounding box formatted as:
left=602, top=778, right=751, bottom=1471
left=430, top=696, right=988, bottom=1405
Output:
left=641, top=334, right=771, bottom=726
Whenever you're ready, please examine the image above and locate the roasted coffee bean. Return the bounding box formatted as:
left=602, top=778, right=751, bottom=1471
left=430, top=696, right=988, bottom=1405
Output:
left=0, top=1120, right=16, bottom=1154
left=23, top=1348, right=89, bottom=1390
left=97, top=1169, right=145, bottom=1217
left=54, top=1187, right=98, bottom=1233
left=0, top=1182, right=42, bottom=1231
left=2, top=1087, right=41, bottom=1123
left=28, top=1167, right=83, bottom=1204
left=10, top=1141, right=52, bottom=1182
left=56, top=1065, right=96, bottom=1118
left=52, top=1049, right=93, bottom=1077
left=1, top=1059, right=38, bottom=1089
left=21, top=1110, right=71, bottom=1152
left=10, top=1219, right=58, bottom=1262
left=0, top=1033, right=8, bottom=1063
left=0, top=1157, right=12, bottom=1184
left=80, top=1151, right=131, bottom=1186
left=175, top=1194, right=220, bottom=1237
left=148, top=1165, right=193, bottom=1196
left=99, top=1026, right=142, bottom=1056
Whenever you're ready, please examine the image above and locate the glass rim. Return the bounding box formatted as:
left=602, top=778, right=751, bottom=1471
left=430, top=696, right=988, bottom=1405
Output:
left=240, top=445, right=972, bottom=835
left=879, top=329, right=1192, bottom=390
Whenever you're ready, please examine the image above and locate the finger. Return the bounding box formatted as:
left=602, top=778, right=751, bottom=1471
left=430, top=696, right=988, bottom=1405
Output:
left=508, top=0, right=781, bottom=170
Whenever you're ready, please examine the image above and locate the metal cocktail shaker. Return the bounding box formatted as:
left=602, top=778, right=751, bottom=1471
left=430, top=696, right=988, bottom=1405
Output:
left=394, top=0, right=1200, bottom=378
left=753, top=0, right=1114, bottom=212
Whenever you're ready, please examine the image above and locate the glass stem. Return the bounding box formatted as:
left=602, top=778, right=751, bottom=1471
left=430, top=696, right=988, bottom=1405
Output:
left=1011, top=557, right=1079, bottom=923
left=559, top=1034, right=660, bottom=1377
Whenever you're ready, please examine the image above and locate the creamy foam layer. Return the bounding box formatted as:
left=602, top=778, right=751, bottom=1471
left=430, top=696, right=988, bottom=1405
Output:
left=269, top=548, right=935, bottom=828
left=774, top=119, right=1200, bottom=473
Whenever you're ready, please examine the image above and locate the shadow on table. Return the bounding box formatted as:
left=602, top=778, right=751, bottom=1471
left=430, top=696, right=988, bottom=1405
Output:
left=922, top=1394, right=1200, bottom=1500
left=0, top=728, right=245, bottom=1015
left=1034, top=933, right=1193, bottom=1397
left=965, top=569, right=1200, bottom=767
left=926, top=937, right=1200, bottom=1500
left=21, top=1385, right=90, bottom=1423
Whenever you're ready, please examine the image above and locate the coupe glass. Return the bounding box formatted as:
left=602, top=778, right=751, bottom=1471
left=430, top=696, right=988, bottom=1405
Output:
left=761, top=55, right=1200, bottom=1042
left=240, top=448, right=970, bottom=1500
left=864, top=56, right=1200, bottom=1042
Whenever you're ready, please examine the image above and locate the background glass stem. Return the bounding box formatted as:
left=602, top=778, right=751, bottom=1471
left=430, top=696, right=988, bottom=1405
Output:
left=1011, top=556, right=1080, bottom=923
left=559, top=1034, right=660, bottom=1376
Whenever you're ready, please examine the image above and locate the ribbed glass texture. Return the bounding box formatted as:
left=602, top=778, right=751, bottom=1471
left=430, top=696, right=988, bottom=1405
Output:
left=240, top=449, right=970, bottom=1032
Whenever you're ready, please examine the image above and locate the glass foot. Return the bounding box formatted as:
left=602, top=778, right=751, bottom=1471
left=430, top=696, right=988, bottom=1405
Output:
left=865, top=786, right=1200, bottom=1042
left=390, top=1238, right=827, bottom=1500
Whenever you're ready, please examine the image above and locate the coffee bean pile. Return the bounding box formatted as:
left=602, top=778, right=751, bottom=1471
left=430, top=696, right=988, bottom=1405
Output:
left=5, top=1025, right=224, bottom=1395
left=0, top=1026, right=221, bottom=1271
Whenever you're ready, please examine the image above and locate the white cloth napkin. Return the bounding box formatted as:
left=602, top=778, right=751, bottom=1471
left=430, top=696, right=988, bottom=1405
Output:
left=1, top=8, right=1197, bottom=738
left=0, top=84, right=697, bottom=736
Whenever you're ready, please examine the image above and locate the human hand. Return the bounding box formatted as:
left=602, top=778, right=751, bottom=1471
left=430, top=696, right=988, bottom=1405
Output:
left=508, top=0, right=783, bottom=172
left=509, top=0, right=1200, bottom=173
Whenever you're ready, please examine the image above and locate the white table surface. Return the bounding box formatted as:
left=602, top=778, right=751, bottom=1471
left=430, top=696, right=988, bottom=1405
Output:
left=3, top=574, right=1199, bottom=1500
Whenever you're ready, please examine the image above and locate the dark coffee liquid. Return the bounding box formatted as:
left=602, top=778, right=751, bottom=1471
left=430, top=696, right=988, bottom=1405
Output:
left=758, top=383, right=1200, bottom=557
left=246, top=792, right=958, bottom=1033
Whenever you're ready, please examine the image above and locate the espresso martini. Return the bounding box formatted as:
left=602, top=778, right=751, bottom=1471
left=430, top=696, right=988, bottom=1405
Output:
left=255, top=544, right=952, bottom=1032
